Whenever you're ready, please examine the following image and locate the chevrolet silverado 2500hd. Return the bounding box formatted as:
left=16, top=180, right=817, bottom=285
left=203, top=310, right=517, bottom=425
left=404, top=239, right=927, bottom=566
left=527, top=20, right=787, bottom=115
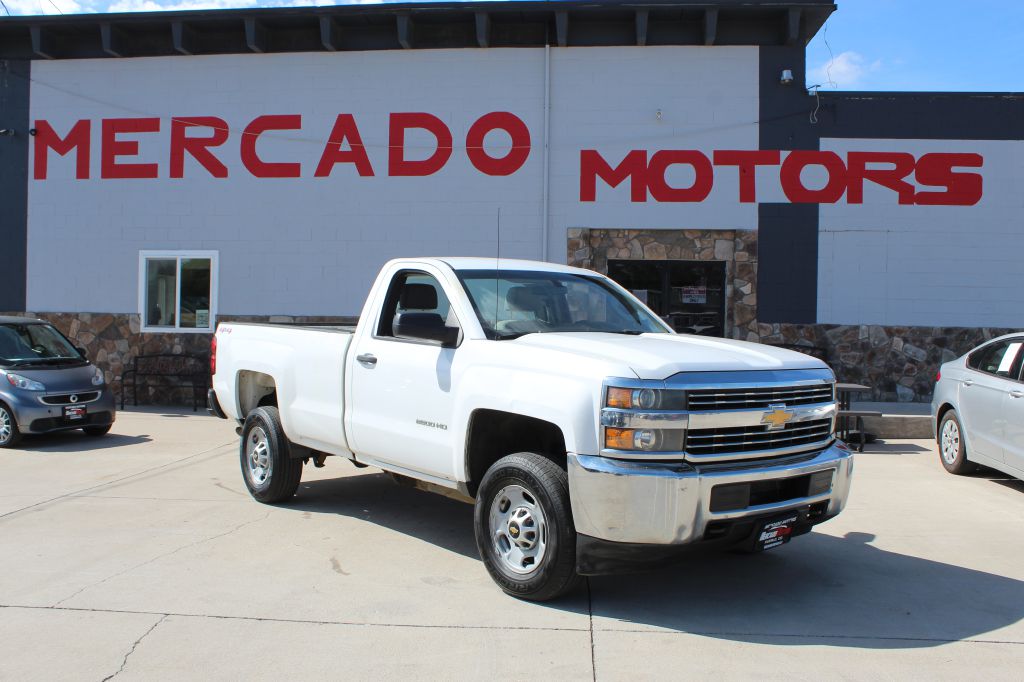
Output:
left=209, top=258, right=854, bottom=601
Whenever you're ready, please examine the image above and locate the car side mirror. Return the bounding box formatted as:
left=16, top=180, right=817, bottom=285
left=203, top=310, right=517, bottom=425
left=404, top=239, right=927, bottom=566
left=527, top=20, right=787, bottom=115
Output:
left=393, top=313, right=460, bottom=348
left=76, top=347, right=88, bottom=359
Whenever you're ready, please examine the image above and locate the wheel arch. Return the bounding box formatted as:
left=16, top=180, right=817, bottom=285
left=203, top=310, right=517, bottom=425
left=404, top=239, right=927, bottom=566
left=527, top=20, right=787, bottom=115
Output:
left=463, top=409, right=568, bottom=497
left=237, top=370, right=278, bottom=417
left=935, top=402, right=958, bottom=442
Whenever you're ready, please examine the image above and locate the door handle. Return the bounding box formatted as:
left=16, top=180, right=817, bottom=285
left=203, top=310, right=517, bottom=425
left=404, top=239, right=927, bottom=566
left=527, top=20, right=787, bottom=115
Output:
left=1011, top=390, right=1024, bottom=399
left=356, top=353, right=377, bottom=367
left=963, top=379, right=973, bottom=387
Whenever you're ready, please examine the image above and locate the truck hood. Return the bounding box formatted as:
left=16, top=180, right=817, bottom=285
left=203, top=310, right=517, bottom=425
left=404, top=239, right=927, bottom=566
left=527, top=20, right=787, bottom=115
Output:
left=513, top=333, right=826, bottom=381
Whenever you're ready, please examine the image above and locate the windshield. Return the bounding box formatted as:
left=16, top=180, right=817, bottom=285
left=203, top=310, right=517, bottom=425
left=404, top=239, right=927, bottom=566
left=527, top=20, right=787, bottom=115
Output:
left=0, top=323, right=84, bottom=366
left=456, top=269, right=670, bottom=339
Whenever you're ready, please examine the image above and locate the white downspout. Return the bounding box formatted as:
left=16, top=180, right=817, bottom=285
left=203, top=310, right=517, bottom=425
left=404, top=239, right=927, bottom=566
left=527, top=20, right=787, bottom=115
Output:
left=541, top=43, right=551, bottom=262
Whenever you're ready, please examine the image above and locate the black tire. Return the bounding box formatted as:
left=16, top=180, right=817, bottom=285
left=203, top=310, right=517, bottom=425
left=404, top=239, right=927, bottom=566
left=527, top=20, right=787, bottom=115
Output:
left=0, top=403, right=22, bottom=448
left=240, top=406, right=303, bottom=503
left=938, top=410, right=976, bottom=475
left=83, top=424, right=112, bottom=437
left=474, top=452, right=581, bottom=601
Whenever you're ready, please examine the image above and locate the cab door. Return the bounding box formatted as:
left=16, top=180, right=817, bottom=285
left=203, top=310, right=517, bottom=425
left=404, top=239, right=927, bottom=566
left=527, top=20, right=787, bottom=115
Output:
left=1000, top=344, right=1024, bottom=473
left=960, top=339, right=1023, bottom=461
left=347, top=268, right=463, bottom=480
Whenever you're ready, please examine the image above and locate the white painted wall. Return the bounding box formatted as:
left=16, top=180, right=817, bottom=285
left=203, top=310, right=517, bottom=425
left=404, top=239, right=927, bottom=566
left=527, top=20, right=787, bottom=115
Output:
left=816, top=138, right=1024, bottom=328
left=26, top=46, right=760, bottom=317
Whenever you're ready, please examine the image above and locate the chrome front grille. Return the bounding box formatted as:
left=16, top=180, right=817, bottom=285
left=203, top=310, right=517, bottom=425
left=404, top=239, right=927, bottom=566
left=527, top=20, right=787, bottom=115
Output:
left=686, top=384, right=834, bottom=410
left=685, top=418, right=833, bottom=458
left=41, top=391, right=100, bottom=405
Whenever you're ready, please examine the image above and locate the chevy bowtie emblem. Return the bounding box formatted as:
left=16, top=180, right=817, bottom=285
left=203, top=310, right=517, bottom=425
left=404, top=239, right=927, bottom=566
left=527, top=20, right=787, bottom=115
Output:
left=761, top=404, right=794, bottom=430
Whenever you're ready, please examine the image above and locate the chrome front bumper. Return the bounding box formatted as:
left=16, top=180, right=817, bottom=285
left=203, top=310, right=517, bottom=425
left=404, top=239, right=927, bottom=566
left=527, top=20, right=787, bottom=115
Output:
left=568, top=442, right=854, bottom=545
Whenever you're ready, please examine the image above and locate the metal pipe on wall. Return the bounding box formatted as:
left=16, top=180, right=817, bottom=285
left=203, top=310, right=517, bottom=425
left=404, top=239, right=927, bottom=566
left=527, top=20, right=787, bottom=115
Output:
left=541, top=43, right=551, bottom=262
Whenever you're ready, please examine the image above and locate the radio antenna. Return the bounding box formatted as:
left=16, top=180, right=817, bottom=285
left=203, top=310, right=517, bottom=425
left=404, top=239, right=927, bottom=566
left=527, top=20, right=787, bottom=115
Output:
left=494, top=207, right=501, bottom=338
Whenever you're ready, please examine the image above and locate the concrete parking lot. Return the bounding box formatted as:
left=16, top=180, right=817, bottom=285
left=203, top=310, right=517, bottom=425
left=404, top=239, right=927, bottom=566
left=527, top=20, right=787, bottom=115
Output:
left=1, top=409, right=1022, bottom=681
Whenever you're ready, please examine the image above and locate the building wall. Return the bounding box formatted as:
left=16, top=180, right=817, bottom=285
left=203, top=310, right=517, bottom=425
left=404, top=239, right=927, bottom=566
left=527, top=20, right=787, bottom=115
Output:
left=9, top=44, right=1024, bottom=405
left=26, top=46, right=759, bottom=318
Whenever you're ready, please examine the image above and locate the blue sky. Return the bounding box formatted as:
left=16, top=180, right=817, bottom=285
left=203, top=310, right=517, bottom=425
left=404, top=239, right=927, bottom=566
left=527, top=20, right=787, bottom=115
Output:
left=806, top=1, right=1024, bottom=91
left=3, top=0, right=1022, bottom=92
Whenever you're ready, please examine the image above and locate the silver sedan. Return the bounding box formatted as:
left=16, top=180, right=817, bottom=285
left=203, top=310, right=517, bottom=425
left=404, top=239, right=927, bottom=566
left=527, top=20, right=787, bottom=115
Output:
left=932, top=333, right=1024, bottom=480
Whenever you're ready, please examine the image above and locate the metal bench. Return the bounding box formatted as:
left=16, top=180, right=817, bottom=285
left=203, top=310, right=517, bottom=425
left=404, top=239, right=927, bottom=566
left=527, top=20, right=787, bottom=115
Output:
left=119, top=354, right=210, bottom=412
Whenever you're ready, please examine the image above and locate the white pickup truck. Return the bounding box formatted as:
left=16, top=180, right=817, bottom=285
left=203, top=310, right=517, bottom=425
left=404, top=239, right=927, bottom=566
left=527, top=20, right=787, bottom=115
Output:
left=209, top=258, right=854, bottom=600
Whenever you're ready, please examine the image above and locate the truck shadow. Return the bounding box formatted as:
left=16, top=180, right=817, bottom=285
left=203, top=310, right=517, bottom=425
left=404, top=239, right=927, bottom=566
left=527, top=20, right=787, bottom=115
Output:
left=291, top=472, right=478, bottom=560
left=588, top=531, right=1024, bottom=648
left=290, top=474, right=1024, bottom=648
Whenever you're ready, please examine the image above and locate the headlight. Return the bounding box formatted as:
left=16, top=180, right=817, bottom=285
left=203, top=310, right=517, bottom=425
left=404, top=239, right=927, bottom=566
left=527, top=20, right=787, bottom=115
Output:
left=605, top=427, right=685, bottom=452
left=605, top=387, right=686, bottom=410
left=6, top=373, right=46, bottom=391
left=91, top=366, right=105, bottom=386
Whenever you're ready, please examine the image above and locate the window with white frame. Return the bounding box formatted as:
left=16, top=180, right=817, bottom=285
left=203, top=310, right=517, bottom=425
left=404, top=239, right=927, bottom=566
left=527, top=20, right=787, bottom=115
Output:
left=139, top=251, right=218, bottom=333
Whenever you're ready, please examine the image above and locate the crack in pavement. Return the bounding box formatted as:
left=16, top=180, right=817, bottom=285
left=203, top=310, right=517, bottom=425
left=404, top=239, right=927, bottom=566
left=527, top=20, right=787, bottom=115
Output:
left=53, top=511, right=271, bottom=607
left=4, top=604, right=592, bottom=634
left=586, top=578, right=596, bottom=682
left=5, top=604, right=1022, bottom=646
left=100, top=614, right=167, bottom=682
left=0, top=440, right=236, bottom=522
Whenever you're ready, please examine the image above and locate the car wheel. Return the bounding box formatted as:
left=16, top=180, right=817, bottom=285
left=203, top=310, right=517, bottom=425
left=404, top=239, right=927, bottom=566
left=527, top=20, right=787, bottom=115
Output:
left=0, top=403, right=22, bottom=448
left=240, top=406, right=303, bottom=503
left=939, top=410, right=976, bottom=475
left=474, top=452, right=581, bottom=601
left=83, top=425, right=112, bottom=437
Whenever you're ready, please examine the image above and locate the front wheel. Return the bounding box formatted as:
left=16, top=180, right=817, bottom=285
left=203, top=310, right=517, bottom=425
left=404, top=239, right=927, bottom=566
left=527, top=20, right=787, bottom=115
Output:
left=939, top=410, right=976, bottom=475
left=474, top=452, right=581, bottom=601
left=240, top=406, right=303, bottom=503
left=0, top=403, right=22, bottom=448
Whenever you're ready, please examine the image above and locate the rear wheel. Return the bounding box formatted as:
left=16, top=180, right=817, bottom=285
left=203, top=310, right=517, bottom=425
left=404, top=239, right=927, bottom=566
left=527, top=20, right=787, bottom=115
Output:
left=240, top=406, right=303, bottom=503
left=474, top=452, right=580, bottom=601
left=83, top=425, right=112, bottom=437
left=0, top=404, right=21, bottom=448
left=939, top=411, right=976, bottom=475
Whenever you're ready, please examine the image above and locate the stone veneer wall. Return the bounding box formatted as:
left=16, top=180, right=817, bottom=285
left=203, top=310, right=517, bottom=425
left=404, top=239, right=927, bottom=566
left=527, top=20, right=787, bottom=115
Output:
left=567, top=228, right=758, bottom=340
left=567, top=229, right=1014, bottom=402
left=0, top=312, right=356, bottom=406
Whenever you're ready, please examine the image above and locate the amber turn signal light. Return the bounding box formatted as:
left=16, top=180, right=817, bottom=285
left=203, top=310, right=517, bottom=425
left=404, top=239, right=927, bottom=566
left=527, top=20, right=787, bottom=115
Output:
left=604, top=427, right=635, bottom=450
left=606, top=387, right=633, bottom=409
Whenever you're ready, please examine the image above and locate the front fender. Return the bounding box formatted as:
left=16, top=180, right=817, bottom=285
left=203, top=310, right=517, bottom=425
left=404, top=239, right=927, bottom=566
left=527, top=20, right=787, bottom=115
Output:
left=451, top=365, right=601, bottom=480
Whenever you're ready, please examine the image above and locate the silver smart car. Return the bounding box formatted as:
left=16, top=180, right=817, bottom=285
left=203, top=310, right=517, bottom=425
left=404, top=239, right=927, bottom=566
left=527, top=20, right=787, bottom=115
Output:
left=0, top=316, right=116, bottom=448
left=932, top=333, right=1024, bottom=480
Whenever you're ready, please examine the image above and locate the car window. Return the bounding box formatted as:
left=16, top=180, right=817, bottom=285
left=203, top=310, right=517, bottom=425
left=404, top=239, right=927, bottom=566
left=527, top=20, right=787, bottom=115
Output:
left=376, top=271, right=455, bottom=339
left=967, top=339, right=1024, bottom=379
left=0, top=323, right=81, bottom=364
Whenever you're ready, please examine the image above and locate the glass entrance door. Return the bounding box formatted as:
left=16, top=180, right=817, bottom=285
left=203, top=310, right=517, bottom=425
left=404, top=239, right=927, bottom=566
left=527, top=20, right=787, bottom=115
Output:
left=607, top=260, right=727, bottom=336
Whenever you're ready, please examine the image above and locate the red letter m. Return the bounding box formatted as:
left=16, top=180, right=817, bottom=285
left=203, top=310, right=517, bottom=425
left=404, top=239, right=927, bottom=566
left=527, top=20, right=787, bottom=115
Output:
left=34, top=120, right=91, bottom=180
left=580, top=150, right=648, bottom=202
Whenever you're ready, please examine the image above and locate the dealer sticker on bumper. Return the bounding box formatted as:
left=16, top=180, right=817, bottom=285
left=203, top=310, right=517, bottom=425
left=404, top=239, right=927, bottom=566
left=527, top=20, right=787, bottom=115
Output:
left=756, top=514, right=799, bottom=551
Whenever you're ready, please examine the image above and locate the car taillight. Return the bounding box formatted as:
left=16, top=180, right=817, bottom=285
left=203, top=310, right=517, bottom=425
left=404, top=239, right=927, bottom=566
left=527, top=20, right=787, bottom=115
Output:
left=935, top=370, right=941, bottom=382
left=210, top=335, right=217, bottom=376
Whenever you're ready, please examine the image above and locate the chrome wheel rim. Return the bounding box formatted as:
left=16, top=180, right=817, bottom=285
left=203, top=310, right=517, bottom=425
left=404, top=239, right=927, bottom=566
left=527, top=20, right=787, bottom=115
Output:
left=489, top=484, right=547, bottom=575
left=940, top=419, right=960, bottom=465
left=246, top=427, right=272, bottom=486
left=0, top=407, right=11, bottom=444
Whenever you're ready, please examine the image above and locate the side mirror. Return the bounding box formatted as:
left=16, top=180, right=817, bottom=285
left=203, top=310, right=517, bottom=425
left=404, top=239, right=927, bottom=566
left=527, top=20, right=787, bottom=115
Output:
left=393, top=313, right=460, bottom=348
left=76, top=347, right=88, bottom=359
